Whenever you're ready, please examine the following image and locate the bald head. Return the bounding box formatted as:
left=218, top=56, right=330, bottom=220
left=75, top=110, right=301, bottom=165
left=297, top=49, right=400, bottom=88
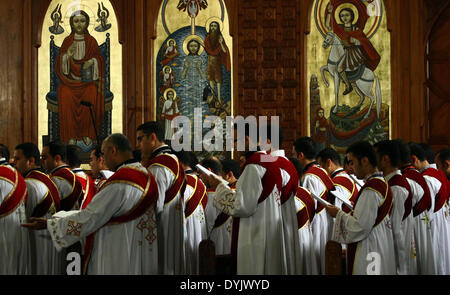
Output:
left=102, top=134, right=133, bottom=171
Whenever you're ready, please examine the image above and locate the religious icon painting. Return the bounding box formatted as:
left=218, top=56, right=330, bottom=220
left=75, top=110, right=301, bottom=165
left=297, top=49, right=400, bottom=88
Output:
left=308, top=0, right=390, bottom=154
left=154, top=0, right=232, bottom=161
left=38, top=0, right=123, bottom=162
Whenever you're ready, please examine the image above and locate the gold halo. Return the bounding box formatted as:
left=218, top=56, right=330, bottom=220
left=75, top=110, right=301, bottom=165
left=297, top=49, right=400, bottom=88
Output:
left=182, top=34, right=205, bottom=55
left=162, top=65, right=172, bottom=73
left=63, top=3, right=96, bottom=33
left=164, top=88, right=176, bottom=100
left=166, top=38, right=177, bottom=47
left=205, top=16, right=223, bottom=32
left=334, top=3, right=359, bottom=26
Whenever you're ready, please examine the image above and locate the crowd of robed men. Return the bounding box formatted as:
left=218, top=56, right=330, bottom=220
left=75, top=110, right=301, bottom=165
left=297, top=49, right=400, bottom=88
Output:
left=1, top=120, right=450, bottom=275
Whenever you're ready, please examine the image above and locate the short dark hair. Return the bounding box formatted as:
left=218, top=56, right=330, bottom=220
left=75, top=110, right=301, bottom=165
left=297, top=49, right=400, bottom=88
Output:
left=221, top=159, right=241, bottom=178
left=133, top=149, right=142, bottom=162
left=92, top=144, right=103, bottom=159
left=201, top=157, right=222, bottom=175
left=15, top=142, right=41, bottom=166
left=293, top=137, right=317, bottom=160
left=419, top=143, right=435, bottom=164
left=437, top=149, right=450, bottom=163
left=66, top=144, right=83, bottom=168
left=408, top=142, right=426, bottom=162
left=137, top=121, right=165, bottom=142
left=393, top=138, right=411, bottom=165
left=288, top=157, right=302, bottom=178
left=374, top=140, right=400, bottom=168
left=346, top=141, right=377, bottom=167
left=317, top=147, right=341, bottom=166
left=105, top=133, right=133, bottom=153
left=175, top=150, right=191, bottom=167
left=45, top=141, right=67, bottom=162
left=265, top=124, right=284, bottom=147
left=0, top=144, right=10, bottom=161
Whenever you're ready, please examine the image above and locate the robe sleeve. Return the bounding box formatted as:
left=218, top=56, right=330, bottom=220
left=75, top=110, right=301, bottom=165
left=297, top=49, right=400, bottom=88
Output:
left=213, top=164, right=264, bottom=218
left=331, top=189, right=380, bottom=244
left=148, top=165, right=174, bottom=215
left=46, top=182, right=132, bottom=251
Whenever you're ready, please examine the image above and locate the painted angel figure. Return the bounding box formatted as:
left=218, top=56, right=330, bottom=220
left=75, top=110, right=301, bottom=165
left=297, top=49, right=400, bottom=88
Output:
left=161, top=89, right=181, bottom=141
left=159, top=65, right=176, bottom=94
left=177, top=0, right=208, bottom=18
left=95, top=2, right=111, bottom=32
left=49, top=4, right=64, bottom=35
left=161, top=39, right=180, bottom=66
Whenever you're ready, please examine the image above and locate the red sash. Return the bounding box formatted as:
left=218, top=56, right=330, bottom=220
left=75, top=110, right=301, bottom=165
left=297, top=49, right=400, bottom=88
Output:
left=148, top=154, right=186, bottom=205
left=26, top=170, right=60, bottom=217
left=388, top=174, right=413, bottom=221
left=401, top=166, right=432, bottom=217
left=422, top=167, right=449, bottom=213
left=295, top=186, right=315, bottom=229
left=185, top=174, right=207, bottom=218
left=51, top=167, right=83, bottom=211
left=347, top=177, right=393, bottom=274
left=304, top=165, right=335, bottom=214
left=275, top=156, right=299, bottom=204
left=83, top=166, right=158, bottom=274
left=0, top=165, right=28, bottom=219
left=333, top=171, right=358, bottom=214
left=76, top=173, right=96, bottom=210
left=231, top=153, right=282, bottom=274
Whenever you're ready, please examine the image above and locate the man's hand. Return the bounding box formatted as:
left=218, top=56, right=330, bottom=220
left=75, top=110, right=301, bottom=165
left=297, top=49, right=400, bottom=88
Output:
left=325, top=204, right=340, bottom=218
left=83, top=59, right=94, bottom=70
left=21, top=217, right=48, bottom=230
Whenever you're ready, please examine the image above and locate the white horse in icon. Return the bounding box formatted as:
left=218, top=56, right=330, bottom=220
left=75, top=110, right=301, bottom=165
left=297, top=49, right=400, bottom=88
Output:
left=320, top=31, right=382, bottom=119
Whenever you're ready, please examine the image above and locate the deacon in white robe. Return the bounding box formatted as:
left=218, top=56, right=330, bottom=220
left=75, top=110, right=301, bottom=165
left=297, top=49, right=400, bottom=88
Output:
left=206, top=151, right=287, bottom=275
left=0, top=161, right=30, bottom=275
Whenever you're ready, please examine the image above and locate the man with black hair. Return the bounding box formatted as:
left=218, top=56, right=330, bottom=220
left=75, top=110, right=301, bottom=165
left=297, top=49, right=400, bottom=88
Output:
left=221, top=159, right=240, bottom=186
left=176, top=150, right=207, bottom=275
left=0, top=143, right=29, bottom=274
left=419, top=143, right=437, bottom=169
left=325, top=141, right=396, bottom=275
left=13, top=142, right=62, bottom=274
left=89, top=144, right=113, bottom=196
left=394, top=139, right=435, bottom=274
left=410, top=142, right=450, bottom=275
left=136, top=121, right=186, bottom=275
left=293, top=137, right=335, bottom=274
left=205, top=121, right=287, bottom=274
left=67, top=144, right=96, bottom=211
left=374, top=140, right=417, bottom=275
left=200, top=157, right=232, bottom=257
left=41, top=141, right=83, bottom=211
left=23, top=133, right=159, bottom=274
left=436, top=149, right=450, bottom=180
left=317, top=148, right=358, bottom=213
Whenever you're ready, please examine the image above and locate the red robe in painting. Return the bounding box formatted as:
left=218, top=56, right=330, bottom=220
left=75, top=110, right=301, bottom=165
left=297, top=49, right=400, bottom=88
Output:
left=55, top=33, right=105, bottom=142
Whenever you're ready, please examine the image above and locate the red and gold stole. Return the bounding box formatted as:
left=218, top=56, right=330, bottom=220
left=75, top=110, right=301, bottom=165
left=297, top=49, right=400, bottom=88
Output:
left=275, top=156, right=299, bottom=205
left=51, top=166, right=83, bottom=211
left=26, top=169, right=60, bottom=216
left=303, top=164, right=335, bottom=214
left=388, top=174, right=413, bottom=221
left=422, top=167, right=449, bottom=213
left=333, top=170, right=359, bottom=214
left=401, top=166, right=432, bottom=217
left=0, top=165, right=28, bottom=219
left=295, top=186, right=315, bottom=230
left=185, top=174, right=207, bottom=219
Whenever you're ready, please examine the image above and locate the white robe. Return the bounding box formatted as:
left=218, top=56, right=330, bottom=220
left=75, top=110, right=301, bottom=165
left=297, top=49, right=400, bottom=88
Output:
left=385, top=170, right=417, bottom=275
left=51, top=166, right=79, bottom=211
left=205, top=190, right=232, bottom=256
left=331, top=175, right=396, bottom=275
left=301, top=172, right=332, bottom=274
left=0, top=165, right=30, bottom=275
left=25, top=177, right=64, bottom=275
left=422, top=167, right=450, bottom=275
left=404, top=176, right=435, bottom=275
left=47, top=162, right=159, bottom=275
left=148, top=152, right=186, bottom=275
left=183, top=174, right=207, bottom=275
left=213, top=154, right=287, bottom=275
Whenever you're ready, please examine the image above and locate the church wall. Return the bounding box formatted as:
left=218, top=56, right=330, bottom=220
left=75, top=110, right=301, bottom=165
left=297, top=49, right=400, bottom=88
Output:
left=0, top=0, right=446, bottom=156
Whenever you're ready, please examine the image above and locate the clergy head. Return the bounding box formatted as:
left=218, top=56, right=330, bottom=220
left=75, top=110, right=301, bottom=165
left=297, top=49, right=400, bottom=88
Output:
left=70, top=10, right=90, bottom=35
left=221, top=159, right=241, bottom=184
left=101, top=133, right=133, bottom=171
left=12, top=142, right=41, bottom=176
left=346, top=141, right=378, bottom=180
left=261, top=123, right=283, bottom=153
left=436, top=149, right=450, bottom=180
left=408, top=142, right=428, bottom=171
left=41, top=141, right=67, bottom=173
left=89, top=144, right=107, bottom=179
left=393, top=138, right=411, bottom=168
left=66, top=144, right=83, bottom=169
left=136, top=121, right=165, bottom=159
left=317, top=147, right=342, bottom=175
left=293, top=137, right=317, bottom=168
left=373, top=140, right=401, bottom=175
left=199, top=157, right=223, bottom=188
